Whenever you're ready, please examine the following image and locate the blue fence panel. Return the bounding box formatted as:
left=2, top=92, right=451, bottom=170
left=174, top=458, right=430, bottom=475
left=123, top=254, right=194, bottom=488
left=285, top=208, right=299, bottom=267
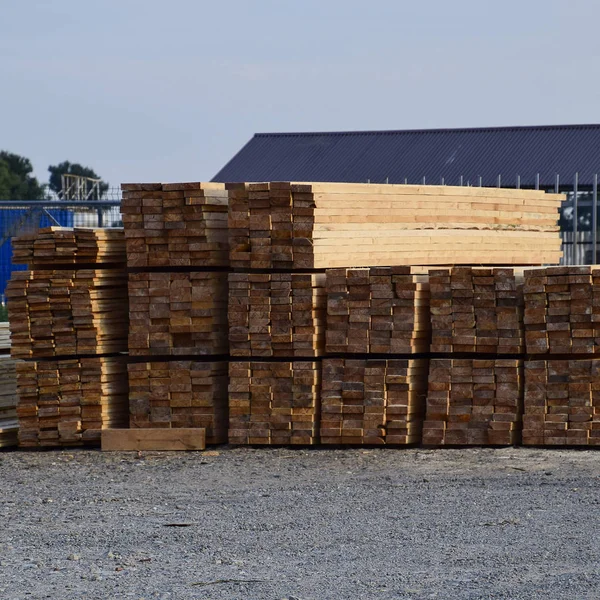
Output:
left=0, top=207, right=74, bottom=300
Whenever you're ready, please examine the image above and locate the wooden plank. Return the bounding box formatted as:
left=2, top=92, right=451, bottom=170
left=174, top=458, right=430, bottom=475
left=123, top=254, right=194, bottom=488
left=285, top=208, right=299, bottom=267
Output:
left=101, top=428, right=206, bottom=451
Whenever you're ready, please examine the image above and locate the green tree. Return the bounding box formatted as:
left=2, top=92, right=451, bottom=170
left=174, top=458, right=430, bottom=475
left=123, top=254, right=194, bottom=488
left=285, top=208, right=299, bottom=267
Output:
left=48, top=161, right=109, bottom=199
left=0, top=151, right=46, bottom=200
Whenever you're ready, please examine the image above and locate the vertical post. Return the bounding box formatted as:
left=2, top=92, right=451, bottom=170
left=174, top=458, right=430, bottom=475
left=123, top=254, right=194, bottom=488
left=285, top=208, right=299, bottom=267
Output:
left=459, top=175, right=463, bottom=186
left=479, top=176, right=482, bottom=187
left=593, top=173, right=598, bottom=264
left=422, top=176, right=426, bottom=185
left=516, top=175, right=521, bottom=189
left=573, top=172, right=579, bottom=264
left=555, top=173, right=560, bottom=193
left=441, top=177, right=445, bottom=185
left=385, top=177, right=389, bottom=184
left=404, top=178, right=408, bottom=185
left=535, top=173, right=540, bottom=190
left=497, top=174, right=501, bottom=188
left=97, top=206, right=104, bottom=228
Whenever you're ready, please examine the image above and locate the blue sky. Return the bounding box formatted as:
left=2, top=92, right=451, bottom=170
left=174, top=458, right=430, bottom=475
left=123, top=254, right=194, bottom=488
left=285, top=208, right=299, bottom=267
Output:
left=1, top=0, right=598, bottom=189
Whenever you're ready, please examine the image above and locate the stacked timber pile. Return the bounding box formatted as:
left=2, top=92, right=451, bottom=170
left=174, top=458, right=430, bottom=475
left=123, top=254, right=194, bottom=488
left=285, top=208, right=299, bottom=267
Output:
left=522, top=266, right=600, bottom=446
left=7, top=228, right=129, bottom=447
left=12, top=227, right=125, bottom=267
left=122, top=182, right=230, bottom=442
left=7, top=269, right=128, bottom=359
left=0, top=324, right=18, bottom=448
left=127, top=361, right=228, bottom=443
left=228, top=273, right=326, bottom=357
left=16, top=357, right=128, bottom=447
left=325, top=267, right=430, bottom=354
left=423, top=358, right=523, bottom=445
left=429, top=267, right=524, bottom=354
left=128, top=271, right=228, bottom=356
left=523, top=359, right=600, bottom=446
left=320, top=358, right=428, bottom=445
left=228, top=361, right=320, bottom=445
left=228, top=182, right=562, bottom=269
left=121, top=183, right=228, bottom=268
left=523, top=266, right=596, bottom=355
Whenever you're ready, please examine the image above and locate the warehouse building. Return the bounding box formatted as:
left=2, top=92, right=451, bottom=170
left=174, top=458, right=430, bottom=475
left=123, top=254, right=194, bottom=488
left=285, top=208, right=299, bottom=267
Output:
left=213, top=124, right=600, bottom=265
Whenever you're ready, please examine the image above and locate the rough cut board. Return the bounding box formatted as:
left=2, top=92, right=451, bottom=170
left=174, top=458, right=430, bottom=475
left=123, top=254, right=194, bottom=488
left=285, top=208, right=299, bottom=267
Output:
left=524, top=266, right=600, bottom=355
left=120, top=182, right=229, bottom=268
left=228, top=272, right=326, bottom=358
left=423, top=358, right=522, bottom=446
left=523, top=359, right=600, bottom=446
left=7, top=269, right=129, bottom=359
left=428, top=267, right=524, bottom=354
left=12, top=227, right=125, bottom=268
left=320, top=358, right=428, bottom=445
left=325, top=267, right=430, bottom=354
left=128, top=271, right=228, bottom=356
left=227, top=182, right=563, bottom=269
left=101, top=428, right=206, bottom=451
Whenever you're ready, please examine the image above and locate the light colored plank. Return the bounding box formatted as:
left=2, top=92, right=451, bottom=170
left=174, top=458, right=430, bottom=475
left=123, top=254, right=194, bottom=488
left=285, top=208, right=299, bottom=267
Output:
left=101, top=428, right=206, bottom=451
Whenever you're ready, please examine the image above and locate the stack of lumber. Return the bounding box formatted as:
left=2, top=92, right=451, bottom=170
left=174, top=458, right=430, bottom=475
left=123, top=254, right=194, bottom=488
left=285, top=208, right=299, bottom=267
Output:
left=423, top=358, right=522, bottom=445
left=523, top=266, right=598, bottom=355
left=12, top=227, right=125, bottom=267
left=0, top=322, right=12, bottom=350
left=320, top=358, right=428, bottom=445
left=523, top=359, right=600, bottom=446
left=429, top=267, right=524, bottom=354
left=127, top=360, right=228, bottom=444
left=128, top=271, right=228, bottom=356
left=228, top=361, right=321, bottom=445
left=228, top=182, right=563, bottom=269
left=15, top=356, right=128, bottom=447
left=0, top=354, right=18, bottom=448
left=228, top=273, right=326, bottom=357
left=6, top=269, right=128, bottom=359
left=121, top=182, right=229, bottom=268
left=325, top=267, right=430, bottom=354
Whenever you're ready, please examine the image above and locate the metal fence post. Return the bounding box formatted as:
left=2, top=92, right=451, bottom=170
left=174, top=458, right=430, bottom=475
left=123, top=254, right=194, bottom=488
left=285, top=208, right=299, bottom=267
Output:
left=594, top=174, right=598, bottom=264
left=573, top=172, right=579, bottom=264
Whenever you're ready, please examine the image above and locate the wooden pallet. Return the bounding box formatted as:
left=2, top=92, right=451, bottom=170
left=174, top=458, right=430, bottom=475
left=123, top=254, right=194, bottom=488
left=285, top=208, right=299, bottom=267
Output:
left=228, top=273, right=326, bottom=357
left=320, top=358, right=428, bottom=445
left=325, top=267, right=430, bottom=354
left=121, top=182, right=229, bottom=268
left=523, top=358, right=600, bottom=445
left=7, top=269, right=129, bottom=359
left=127, top=360, right=228, bottom=444
left=228, top=360, right=321, bottom=445
left=101, top=428, right=206, bottom=451
left=429, top=267, right=524, bottom=354
left=12, top=227, right=125, bottom=268
left=228, top=182, right=563, bottom=269
left=16, top=356, right=128, bottom=447
left=128, top=271, right=228, bottom=356
left=423, top=358, right=522, bottom=445
left=0, top=354, right=18, bottom=448
left=524, top=266, right=599, bottom=354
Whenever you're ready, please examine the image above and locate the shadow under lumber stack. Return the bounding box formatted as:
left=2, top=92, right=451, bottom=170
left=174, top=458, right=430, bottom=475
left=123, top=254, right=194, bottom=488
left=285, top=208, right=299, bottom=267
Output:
left=7, top=228, right=129, bottom=447
left=121, top=183, right=230, bottom=444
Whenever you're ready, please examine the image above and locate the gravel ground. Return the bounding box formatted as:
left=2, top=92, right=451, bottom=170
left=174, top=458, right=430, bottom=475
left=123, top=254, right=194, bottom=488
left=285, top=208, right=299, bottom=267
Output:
left=1, top=446, right=600, bottom=600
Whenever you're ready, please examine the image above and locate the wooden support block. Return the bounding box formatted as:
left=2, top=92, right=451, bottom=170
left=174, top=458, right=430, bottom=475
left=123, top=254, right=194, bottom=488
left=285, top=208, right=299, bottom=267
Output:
left=101, top=428, right=206, bottom=451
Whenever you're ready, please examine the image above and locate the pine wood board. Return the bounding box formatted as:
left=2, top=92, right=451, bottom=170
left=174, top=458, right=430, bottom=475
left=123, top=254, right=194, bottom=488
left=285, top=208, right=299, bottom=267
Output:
left=101, top=428, right=206, bottom=451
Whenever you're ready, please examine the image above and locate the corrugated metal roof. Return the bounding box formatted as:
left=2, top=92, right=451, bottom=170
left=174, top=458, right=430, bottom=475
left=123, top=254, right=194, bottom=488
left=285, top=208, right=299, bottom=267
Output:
left=212, top=124, right=600, bottom=187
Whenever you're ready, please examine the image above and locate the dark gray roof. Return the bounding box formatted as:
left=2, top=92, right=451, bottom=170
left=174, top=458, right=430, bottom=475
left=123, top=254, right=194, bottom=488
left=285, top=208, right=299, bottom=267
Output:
left=212, top=124, right=600, bottom=188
